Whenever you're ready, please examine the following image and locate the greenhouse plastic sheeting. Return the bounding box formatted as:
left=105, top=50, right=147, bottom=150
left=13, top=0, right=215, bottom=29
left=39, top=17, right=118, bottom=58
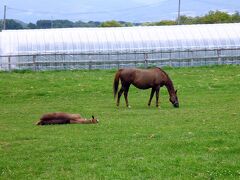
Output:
left=1, top=23, right=240, bottom=56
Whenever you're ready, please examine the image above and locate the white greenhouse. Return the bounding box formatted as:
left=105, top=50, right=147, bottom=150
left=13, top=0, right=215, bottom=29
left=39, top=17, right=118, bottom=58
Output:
left=0, top=23, right=240, bottom=70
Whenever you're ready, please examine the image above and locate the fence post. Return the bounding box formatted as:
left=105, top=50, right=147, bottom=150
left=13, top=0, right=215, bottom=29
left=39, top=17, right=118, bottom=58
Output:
left=8, top=56, right=11, bottom=71
left=33, top=55, right=36, bottom=71
left=190, top=51, right=194, bottom=66
left=89, top=61, right=92, bottom=70
left=217, top=50, right=222, bottom=65
left=169, top=51, right=172, bottom=67
left=144, top=53, right=148, bottom=68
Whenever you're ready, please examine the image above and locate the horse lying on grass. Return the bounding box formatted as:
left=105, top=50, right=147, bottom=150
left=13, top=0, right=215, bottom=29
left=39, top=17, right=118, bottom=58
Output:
left=36, top=112, right=99, bottom=125
left=113, top=67, right=179, bottom=108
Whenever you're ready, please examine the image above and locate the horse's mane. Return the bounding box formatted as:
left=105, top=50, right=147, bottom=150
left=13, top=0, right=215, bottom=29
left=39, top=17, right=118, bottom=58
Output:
left=155, top=67, right=170, bottom=79
left=155, top=67, right=175, bottom=91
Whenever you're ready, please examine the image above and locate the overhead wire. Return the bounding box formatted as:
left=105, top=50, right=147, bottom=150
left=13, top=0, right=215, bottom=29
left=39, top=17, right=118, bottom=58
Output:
left=6, top=1, right=166, bottom=16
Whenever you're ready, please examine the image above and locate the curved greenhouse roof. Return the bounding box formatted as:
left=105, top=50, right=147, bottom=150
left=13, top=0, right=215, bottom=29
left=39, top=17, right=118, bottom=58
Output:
left=1, top=23, right=240, bottom=56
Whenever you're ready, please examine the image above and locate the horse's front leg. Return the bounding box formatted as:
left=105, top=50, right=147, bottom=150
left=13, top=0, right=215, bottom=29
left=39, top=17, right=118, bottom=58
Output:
left=148, top=88, right=155, bottom=106
left=117, top=87, right=124, bottom=106
left=156, top=87, right=160, bottom=107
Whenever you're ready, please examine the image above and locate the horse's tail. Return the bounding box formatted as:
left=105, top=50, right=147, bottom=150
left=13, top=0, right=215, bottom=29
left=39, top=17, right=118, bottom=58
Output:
left=113, top=69, right=122, bottom=99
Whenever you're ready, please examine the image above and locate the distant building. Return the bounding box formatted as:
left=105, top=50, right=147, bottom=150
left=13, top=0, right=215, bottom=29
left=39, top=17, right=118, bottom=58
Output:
left=1, top=23, right=240, bottom=70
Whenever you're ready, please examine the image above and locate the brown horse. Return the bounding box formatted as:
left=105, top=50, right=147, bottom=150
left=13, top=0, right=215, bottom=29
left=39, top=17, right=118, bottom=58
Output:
left=36, top=112, right=99, bottom=125
left=113, top=67, right=179, bottom=108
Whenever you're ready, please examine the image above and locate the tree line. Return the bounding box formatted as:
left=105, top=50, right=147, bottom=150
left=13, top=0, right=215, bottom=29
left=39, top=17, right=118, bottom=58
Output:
left=1, top=10, right=240, bottom=30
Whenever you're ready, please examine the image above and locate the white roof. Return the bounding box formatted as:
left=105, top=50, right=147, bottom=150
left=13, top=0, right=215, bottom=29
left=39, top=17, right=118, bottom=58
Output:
left=1, top=23, right=240, bottom=56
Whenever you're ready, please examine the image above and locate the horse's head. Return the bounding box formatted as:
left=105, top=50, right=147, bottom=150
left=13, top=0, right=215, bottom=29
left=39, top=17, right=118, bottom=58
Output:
left=91, top=115, right=99, bottom=123
left=169, top=90, right=179, bottom=108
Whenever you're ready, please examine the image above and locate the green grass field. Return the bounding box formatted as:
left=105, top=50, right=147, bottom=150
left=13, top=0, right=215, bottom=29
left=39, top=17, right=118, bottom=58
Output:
left=0, top=65, right=240, bottom=179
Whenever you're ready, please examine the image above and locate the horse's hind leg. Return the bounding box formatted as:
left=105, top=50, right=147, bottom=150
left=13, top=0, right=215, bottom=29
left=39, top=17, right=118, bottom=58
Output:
left=123, top=85, right=130, bottom=108
left=117, top=87, right=124, bottom=106
left=148, top=88, right=155, bottom=106
left=156, top=87, right=160, bottom=107
left=70, top=119, right=92, bottom=124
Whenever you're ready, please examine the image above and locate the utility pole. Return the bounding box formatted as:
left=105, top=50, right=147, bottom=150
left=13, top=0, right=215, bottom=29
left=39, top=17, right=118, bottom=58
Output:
left=3, top=5, right=7, bottom=30
left=177, top=0, right=181, bottom=25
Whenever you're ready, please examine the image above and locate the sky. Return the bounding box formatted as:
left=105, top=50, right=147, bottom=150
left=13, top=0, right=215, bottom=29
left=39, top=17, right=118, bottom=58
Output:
left=0, top=0, right=240, bottom=23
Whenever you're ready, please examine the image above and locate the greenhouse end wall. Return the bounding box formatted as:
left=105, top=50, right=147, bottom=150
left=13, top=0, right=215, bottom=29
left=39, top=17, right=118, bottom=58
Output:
left=1, top=23, right=240, bottom=71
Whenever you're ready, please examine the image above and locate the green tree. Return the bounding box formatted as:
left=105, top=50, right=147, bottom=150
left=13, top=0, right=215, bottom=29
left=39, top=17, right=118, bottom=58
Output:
left=27, top=23, right=37, bottom=29
left=74, top=21, right=100, bottom=27
left=118, top=21, right=133, bottom=27
left=87, top=21, right=101, bottom=27
left=198, top=11, right=231, bottom=24
left=179, top=15, right=195, bottom=24
left=74, top=20, right=87, bottom=27
left=36, top=20, right=52, bottom=29
left=154, top=20, right=176, bottom=26
left=231, top=11, right=240, bottom=22
left=176, top=11, right=234, bottom=25
left=5, top=19, right=23, bottom=29
left=100, top=20, right=123, bottom=27
left=142, top=20, right=176, bottom=26
left=52, top=20, right=74, bottom=28
left=123, top=22, right=133, bottom=27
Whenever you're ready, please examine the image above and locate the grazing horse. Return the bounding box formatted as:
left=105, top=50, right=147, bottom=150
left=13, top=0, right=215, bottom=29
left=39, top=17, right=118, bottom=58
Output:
left=113, top=67, right=179, bottom=108
left=36, top=112, right=98, bottom=125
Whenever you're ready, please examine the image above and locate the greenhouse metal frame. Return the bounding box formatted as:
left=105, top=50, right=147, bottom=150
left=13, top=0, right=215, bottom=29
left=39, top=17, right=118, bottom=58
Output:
left=1, top=23, right=240, bottom=71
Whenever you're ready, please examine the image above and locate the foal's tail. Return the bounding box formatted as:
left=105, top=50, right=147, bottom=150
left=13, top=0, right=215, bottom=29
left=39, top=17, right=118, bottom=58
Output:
left=113, top=69, right=122, bottom=99
left=36, top=120, right=42, bottom=125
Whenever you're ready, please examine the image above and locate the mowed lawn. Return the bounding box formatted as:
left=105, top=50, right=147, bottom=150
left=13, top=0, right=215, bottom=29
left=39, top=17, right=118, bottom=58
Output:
left=0, top=65, right=239, bottom=179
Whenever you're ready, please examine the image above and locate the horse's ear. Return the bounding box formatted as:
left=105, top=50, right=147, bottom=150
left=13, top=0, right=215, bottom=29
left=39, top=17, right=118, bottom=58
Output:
left=175, top=90, right=178, bottom=94
left=92, top=115, right=94, bottom=119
